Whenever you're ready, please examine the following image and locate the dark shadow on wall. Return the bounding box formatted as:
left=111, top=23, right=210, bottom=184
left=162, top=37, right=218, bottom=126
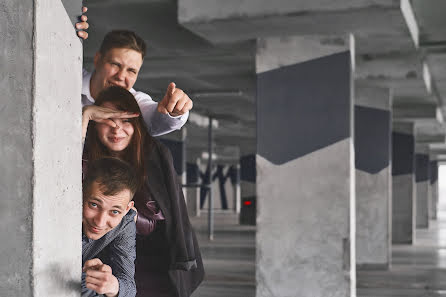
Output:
left=257, top=51, right=351, bottom=165
left=61, top=0, right=83, bottom=27
left=355, top=106, right=391, bottom=174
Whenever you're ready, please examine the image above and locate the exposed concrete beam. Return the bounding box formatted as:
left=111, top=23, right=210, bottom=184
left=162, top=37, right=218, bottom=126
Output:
left=393, top=104, right=439, bottom=121
left=179, top=1, right=416, bottom=44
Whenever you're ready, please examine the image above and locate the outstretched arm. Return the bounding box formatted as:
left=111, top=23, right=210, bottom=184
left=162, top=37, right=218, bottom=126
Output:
left=134, top=83, right=192, bottom=136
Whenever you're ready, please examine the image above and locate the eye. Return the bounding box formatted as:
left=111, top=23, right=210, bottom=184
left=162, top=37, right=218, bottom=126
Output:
left=111, top=210, right=121, bottom=215
left=122, top=119, right=132, bottom=123
left=89, top=202, right=98, bottom=208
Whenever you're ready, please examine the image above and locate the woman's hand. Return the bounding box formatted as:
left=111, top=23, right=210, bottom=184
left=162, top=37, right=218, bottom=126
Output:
left=82, top=105, right=139, bottom=141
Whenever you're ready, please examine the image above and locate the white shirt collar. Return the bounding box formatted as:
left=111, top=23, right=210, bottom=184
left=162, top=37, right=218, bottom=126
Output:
left=82, top=70, right=95, bottom=104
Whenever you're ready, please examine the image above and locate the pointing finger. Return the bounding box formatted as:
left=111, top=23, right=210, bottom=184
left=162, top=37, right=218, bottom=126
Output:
left=167, top=82, right=176, bottom=97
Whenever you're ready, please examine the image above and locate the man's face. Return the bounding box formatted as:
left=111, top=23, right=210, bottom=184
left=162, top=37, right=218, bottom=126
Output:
left=83, top=181, right=134, bottom=240
left=93, top=48, right=143, bottom=93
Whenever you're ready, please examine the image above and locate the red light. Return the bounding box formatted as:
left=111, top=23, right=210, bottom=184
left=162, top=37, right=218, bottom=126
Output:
left=244, top=201, right=252, bottom=206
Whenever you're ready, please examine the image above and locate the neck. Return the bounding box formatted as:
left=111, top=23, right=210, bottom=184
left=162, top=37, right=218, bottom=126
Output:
left=89, top=71, right=100, bottom=100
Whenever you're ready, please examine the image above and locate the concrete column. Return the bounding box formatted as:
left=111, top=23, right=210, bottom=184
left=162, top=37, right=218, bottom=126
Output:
left=1, top=0, right=82, bottom=295
left=233, top=164, right=241, bottom=214
left=355, top=86, right=392, bottom=269
left=239, top=154, right=256, bottom=225
left=256, top=35, right=356, bottom=297
left=415, top=145, right=430, bottom=228
left=392, top=122, right=416, bottom=244
left=186, top=159, right=201, bottom=217
left=429, top=160, right=439, bottom=220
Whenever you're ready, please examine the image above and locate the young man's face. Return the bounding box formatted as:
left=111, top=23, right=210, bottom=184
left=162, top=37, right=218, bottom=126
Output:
left=93, top=47, right=143, bottom=95
left=83, top=181, right=134, bottom=240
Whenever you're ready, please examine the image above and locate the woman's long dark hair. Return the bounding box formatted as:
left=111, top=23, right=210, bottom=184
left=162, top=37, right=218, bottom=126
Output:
left=84, top=86, right=151, bottom=187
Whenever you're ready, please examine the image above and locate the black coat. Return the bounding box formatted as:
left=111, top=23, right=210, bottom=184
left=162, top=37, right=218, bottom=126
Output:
left=135, top=138, right=204, bottom=297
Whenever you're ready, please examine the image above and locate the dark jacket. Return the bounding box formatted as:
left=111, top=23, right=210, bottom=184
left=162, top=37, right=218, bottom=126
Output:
left=136, top=138, right=204, bottom=297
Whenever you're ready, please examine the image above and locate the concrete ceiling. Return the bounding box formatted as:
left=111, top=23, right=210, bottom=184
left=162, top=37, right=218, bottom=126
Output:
left=83, top=0, right=446, bottom=161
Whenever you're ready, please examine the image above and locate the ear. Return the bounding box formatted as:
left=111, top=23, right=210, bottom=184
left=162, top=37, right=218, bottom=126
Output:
left=93, top=52, right=102, bottom=68
left=125, top=201, right=134, bottom=214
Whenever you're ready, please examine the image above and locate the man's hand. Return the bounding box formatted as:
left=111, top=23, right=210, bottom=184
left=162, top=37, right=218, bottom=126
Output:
left=157, top=82, right=193, bottom=117
left=76, top=7, right=89, bottom=39
left=83, top=258, right=120, bottom=297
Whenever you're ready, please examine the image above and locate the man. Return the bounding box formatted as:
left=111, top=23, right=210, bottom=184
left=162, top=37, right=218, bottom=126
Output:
left=82, top=158, right=139, bottom=297
left=81, top=29, right=193, bottom=136
left=76, top=12, right=192, bottom=136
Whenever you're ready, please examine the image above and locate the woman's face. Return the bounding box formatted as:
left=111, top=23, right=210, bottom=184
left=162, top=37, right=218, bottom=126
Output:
left=95, top=102, right=135, bottom=152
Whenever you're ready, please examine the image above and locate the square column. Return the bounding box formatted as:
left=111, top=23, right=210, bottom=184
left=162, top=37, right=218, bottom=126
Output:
left=256, top=35, right=356, bottom=297
left=415, top=145, right=430, bottom=228
left=355, top=86, right=392, bottom=269
left=1, top=0, right=83, bottom=295
left=392, top=123, right=416, bottom=244
left=429, top=160, right=439, bottom=220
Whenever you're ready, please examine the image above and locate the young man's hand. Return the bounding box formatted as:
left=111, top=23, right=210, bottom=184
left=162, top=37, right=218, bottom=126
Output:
left=158, top=82, right=193, bottom=117
left=76, top=7, right=89, bottom=39
left=83, top=258, right=119, bottom=297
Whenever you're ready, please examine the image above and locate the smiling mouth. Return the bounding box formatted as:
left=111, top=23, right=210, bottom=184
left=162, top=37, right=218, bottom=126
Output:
left=108, top=137, right=125, bottom=143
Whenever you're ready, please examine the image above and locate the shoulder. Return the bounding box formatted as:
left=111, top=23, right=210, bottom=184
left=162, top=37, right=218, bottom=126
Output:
left=130, top=89, right=154, bottom=102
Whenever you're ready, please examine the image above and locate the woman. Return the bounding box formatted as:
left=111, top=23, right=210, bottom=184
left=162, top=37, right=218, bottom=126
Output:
left=82, top=86, right=204, bottom=297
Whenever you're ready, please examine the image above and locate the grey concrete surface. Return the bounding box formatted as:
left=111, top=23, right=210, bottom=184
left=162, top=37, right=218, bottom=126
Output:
left=0, top=0, right=34, bottom=295
left=1, top=0, right=82, bottom=295
left=358, top=212, right=446, bottom=297
left=415, top=146, right=430, bottom=229
left=392, top=123, right=416, bottom=244
left=32, top=0, right=83, bottom=296
left=255, top=36, right=355, bottom=297
left=190, top=212, right=255, bottom=297
left=355, top=86, right=392, bottom=269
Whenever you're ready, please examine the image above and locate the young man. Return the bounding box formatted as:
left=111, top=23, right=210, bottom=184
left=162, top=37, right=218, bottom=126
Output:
left=82, top=158, right=139, bottom=297
left=82, top=30, right=193, bottom=136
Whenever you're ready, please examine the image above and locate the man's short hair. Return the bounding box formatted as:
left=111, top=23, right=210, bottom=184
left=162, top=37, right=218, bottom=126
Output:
left=83, top=157, right=139, bottom=200
left=99, top=30, right=147, bottom=59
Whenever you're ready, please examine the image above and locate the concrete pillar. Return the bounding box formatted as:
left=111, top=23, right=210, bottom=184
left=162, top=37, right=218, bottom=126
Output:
left=392, top=122, right=416, bottom=244
left=415, top=145, right=430, bottom=228
left=355, top=86, right=392, bottom=269
left=1, top=0, right=82, bottom=295
left=429, top=160, right=439, bottom=220
left=186, top=159, right=201, bottom=217
left=233, top=164, right=241, bottom=214
left=256, top=35, right=356, bottom=297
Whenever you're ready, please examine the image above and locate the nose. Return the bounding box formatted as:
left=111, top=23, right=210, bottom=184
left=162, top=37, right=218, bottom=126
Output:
left=115, top=69, right=126, bottom=82
left=93, top=211, right=107, bottom=228
left=111, top=119, right=122, bottom=131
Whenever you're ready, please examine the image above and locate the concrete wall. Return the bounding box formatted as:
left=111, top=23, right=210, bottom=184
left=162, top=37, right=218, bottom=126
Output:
left=392, top=123, right=416, bottom=244
left=1, top=0, right=83, bottom=295
left=355, top=86, right=391, bottom=269
left=256, top=36, right=355, bottom=297
left=415, top=146, right=430, bottom=228
left=0, top=0, right=35, bottom=294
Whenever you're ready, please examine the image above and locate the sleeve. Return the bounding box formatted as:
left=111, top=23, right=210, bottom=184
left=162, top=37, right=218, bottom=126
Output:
left=107, top=220, right=137, bottom=297
left=133, top=91, right=188, bottom=137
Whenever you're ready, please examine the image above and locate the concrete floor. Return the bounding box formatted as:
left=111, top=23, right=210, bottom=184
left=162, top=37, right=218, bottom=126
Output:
left=358, top=210, right=446, bottom=297
left=190, top=211, right=256, bottom=297
left=190, top=210, right=446, bottom=297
